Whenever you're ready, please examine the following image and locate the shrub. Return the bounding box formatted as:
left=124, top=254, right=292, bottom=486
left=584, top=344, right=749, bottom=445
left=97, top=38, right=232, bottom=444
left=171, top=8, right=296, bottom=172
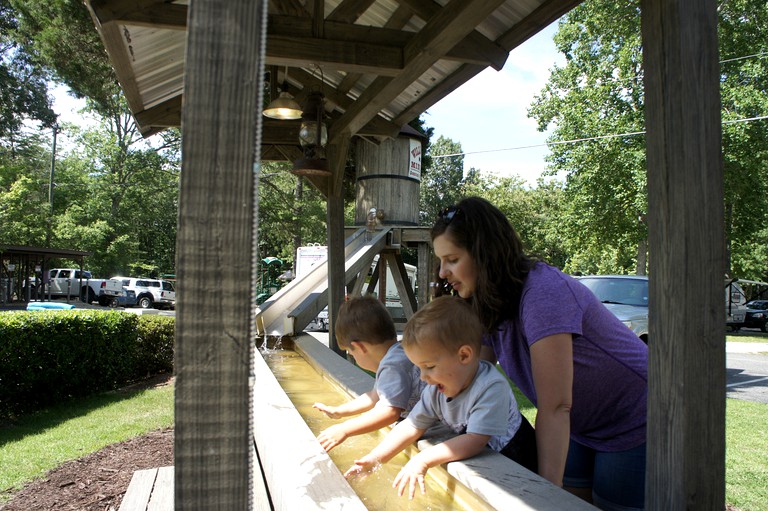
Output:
left=0, top=311, right=174, bottom=419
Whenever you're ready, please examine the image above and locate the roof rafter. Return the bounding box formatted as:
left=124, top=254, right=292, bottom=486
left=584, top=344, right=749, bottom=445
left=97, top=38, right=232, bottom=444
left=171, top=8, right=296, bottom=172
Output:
left=330, top=0, right=508, bottom=140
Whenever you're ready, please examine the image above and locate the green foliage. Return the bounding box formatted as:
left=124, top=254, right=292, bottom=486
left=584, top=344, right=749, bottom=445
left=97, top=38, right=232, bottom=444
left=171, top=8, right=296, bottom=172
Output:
left=257, top=162, right=327, bottom=267
left=0, top=0, right=56, bottom=139
left=0, top=311, right=174, bottom=419
left=9, top=0, right=122, bottom=116
left=528, top=0, right=768, bottom=279
left=420, top=135, right=469, bottom=224
left=135, top=315, right=175, bottom=375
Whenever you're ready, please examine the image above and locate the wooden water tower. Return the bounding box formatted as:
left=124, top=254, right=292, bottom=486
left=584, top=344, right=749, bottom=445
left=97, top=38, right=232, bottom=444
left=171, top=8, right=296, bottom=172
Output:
left=354, top=125, right=423, bottom=226
left=351, top=126, right=431, bottom=317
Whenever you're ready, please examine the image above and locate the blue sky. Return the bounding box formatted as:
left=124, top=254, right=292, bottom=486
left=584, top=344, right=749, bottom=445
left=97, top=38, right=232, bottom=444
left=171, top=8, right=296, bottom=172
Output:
left=53, top=21, right=564, bottom=184
left=425, top=21, right=563, bottom=185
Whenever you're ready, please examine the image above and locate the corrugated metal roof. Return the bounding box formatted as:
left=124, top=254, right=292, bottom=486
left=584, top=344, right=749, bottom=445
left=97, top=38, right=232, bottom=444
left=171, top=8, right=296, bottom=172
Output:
left=86, top=0, right=575, bottom=139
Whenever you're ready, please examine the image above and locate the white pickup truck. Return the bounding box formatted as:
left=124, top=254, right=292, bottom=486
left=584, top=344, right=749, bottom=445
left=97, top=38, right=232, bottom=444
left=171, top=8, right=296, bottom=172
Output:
left=42, top=268, right=124, bottom=305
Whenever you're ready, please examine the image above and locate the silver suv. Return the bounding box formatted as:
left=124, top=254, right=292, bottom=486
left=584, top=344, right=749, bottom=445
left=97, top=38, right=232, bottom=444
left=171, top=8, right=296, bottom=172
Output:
left=113, top=277, right=176, bottom=309
left=577, top=275, right=649, bottom=343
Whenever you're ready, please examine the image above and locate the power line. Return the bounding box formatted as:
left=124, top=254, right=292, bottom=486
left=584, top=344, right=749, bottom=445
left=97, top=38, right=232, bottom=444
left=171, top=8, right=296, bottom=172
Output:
left=432, top=115, right=768, bottom=160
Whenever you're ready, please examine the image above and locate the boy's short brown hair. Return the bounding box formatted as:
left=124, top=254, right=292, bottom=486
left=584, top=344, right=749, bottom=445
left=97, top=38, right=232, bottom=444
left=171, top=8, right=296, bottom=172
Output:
left=402, top=296, right=482, bottom=352
left=335, top=295, right=397, bottom=349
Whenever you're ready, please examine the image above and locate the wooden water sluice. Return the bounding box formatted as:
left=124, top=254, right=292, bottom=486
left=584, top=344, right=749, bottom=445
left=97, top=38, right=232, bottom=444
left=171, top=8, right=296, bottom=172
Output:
left=119, top=334, right=595, bottom=510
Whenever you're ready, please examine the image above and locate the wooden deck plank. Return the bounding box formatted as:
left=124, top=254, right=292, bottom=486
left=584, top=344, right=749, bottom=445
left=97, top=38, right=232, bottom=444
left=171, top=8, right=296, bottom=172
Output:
left=119, top=468, right=158, bottom=511
left=146, top=466, right=174, bottom=511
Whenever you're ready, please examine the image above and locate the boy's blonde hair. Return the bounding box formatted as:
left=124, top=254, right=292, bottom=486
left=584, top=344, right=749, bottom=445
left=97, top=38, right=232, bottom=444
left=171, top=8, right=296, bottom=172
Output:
left=402, top=296, right=482, bottom=352
left=335, top=295, right=396, bottom=349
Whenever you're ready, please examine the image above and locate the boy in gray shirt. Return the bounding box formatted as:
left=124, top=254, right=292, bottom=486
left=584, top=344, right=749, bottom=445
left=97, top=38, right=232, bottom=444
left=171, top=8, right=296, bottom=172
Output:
left=345, top=296, right=537, bottom=498
left=313, top=295, right=425, bottom=452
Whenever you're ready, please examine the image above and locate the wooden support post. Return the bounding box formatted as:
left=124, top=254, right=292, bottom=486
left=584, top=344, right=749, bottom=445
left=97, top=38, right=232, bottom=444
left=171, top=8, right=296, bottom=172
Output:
left=326, top=136, right=351, bottom=355
left=417, top=241, right=432, bottom=309
left=175, top=0, right=264, bottom=508
left=642, top=0, right=725, bottom=508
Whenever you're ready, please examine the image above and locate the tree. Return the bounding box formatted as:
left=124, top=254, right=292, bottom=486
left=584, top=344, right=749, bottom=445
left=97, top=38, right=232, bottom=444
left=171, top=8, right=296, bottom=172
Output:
left=528, top=0, right=647, bottom=275
left=0, top=0, right=55, bottom=139
left=420, top=135, right=467, bottom=224
left=529, top=0, right=768, bottom=279
left=257, top=162, right=327, bottom=269
left=9, top=0, right=122, bottom=116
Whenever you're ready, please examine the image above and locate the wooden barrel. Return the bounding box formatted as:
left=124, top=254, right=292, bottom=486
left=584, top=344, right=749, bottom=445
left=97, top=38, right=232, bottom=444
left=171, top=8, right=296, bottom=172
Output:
left=354, top=133, right=422, bottom=226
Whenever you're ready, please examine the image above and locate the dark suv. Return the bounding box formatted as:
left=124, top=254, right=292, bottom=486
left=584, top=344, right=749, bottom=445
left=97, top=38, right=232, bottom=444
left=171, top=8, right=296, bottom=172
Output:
left=743, top=300, right=768, bottom=332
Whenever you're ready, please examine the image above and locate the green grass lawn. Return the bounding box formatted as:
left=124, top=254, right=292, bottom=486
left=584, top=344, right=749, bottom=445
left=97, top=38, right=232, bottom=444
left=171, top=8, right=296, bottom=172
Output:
left=0, top=383, right=173, bottom=502
left=727, top=332, right=768, bottom=343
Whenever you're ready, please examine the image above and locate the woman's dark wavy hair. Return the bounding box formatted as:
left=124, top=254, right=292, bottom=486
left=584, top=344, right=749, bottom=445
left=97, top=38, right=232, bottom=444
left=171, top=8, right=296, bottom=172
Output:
left=431, top=196, right=536, bottom=332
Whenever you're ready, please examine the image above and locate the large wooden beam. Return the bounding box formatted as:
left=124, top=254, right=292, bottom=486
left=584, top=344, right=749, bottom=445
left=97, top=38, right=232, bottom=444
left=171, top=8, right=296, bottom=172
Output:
left=174, top=0, right=264, bottom=508
left=330, top=0, right=507, bottom=141
left=268, top=15, right=506, bottom=70
left=89, top=0, right=187, bottom=29
left=642, top=0, right=725, bottom=508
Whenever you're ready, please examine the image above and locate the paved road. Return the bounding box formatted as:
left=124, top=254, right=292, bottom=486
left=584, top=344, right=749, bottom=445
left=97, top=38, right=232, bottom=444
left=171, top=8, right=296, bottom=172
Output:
left=726, top=343, right=768, bottom=404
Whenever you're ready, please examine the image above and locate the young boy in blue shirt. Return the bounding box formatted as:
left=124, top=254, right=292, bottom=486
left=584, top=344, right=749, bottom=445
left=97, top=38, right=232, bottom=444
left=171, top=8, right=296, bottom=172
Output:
left=313, top=295, right=425, bottom=452
left=345, top=296, right=537, bottom=498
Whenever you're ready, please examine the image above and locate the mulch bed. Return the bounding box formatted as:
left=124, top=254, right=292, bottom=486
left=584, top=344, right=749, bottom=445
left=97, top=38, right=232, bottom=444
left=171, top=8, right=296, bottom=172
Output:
left=0, top=375, right=175, bottom=511
left=0, top=428, right=173, bottom=511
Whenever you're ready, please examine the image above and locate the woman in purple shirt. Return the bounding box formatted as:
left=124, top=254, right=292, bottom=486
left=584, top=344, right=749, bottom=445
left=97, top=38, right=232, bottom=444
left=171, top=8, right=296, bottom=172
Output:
left=431, top=196, right=647, bottom=511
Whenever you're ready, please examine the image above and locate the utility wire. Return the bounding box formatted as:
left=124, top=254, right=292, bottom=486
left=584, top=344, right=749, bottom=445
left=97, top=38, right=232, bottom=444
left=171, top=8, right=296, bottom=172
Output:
left=433, top=115, right=768, bottom=160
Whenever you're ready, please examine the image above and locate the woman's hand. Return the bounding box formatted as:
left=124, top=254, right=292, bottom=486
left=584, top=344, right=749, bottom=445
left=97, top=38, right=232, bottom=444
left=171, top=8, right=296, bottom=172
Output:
left=317, top=424, right=348, bottom=452
left=312, top=402, right=342, bottom=419
left=392, top=456, right=429, bottom=499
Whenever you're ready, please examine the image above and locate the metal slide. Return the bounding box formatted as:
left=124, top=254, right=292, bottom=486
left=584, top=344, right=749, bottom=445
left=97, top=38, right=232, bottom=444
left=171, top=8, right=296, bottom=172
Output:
left=255, top=227, right=391, bottom=337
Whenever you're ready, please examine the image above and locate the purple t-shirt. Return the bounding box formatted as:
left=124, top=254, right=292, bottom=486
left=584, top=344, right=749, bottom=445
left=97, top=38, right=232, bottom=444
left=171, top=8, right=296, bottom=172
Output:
left=483, top=263, right=647, bottom=451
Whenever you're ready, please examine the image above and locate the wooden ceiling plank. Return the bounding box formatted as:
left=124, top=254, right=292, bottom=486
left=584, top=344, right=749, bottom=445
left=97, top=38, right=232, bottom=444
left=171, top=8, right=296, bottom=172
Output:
left=395, top=0, right=507, bottom=70
left=330, top=0, right=507, bottom=139
left=266, top=35, right=403, bottom=76
left=327, top=0, right=377, bottom=23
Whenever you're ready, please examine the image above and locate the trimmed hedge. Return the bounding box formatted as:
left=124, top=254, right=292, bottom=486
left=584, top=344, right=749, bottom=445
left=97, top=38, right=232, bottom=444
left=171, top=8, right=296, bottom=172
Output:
left=0, top=311, right=174, bottom=419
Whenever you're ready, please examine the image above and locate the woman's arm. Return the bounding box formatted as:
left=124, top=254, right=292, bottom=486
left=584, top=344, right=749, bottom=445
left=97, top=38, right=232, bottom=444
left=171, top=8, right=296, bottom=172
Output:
left=530, top=333, right=573, bottom=487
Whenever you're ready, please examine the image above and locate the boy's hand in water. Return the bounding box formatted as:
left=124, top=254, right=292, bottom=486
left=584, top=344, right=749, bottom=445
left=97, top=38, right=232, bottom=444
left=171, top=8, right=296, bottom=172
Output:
left=344, top=454, right=380, bottom=479
left=317, top=424, right=348, bottom=451
left=312, top=402, right=342, bottom=419
left=393, top=457, right=429, bottom=499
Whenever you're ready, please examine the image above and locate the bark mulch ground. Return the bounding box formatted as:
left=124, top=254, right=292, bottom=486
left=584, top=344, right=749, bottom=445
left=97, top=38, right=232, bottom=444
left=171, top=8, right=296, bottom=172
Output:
left=0, top=376, right=174, bottom=511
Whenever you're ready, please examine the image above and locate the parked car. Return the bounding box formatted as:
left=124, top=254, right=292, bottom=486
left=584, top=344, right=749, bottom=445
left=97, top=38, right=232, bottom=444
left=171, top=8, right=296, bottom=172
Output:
left=742, top=300, right=768, bottom=332
left=112, top=277, right=176, bottom=309
left=577, top=275, right=649, bottom=343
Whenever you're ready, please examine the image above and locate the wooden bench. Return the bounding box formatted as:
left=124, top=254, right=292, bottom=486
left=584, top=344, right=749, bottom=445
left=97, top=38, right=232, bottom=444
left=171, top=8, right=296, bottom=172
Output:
left=119, top=466, right=174, bottom=511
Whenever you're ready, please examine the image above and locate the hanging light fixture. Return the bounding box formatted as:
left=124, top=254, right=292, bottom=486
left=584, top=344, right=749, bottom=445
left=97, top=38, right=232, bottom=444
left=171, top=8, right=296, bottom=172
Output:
left=263, top=67, right=302, bottom=120
left=292, top=91, right=330, bottom=176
